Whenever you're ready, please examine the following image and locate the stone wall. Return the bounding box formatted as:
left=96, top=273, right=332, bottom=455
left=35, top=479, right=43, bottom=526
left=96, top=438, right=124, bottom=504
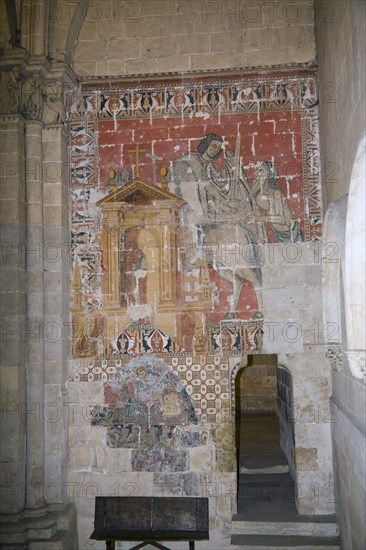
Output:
left=315, top=2, right=366, bottom=548
left=315, top=0, right=365, bottom=207
left=74, top=0, right=316, bottom=76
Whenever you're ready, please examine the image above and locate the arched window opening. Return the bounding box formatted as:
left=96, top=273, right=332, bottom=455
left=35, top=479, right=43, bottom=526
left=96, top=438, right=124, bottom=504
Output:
left=322, top=195, right=348, bottom=346
left=344, top=133, right=366, bottom=379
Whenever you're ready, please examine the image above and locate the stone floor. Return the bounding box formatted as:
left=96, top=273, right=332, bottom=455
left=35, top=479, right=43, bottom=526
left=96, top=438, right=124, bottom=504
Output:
left=236, top=414, right=296, bottom=517
left=237, top=413, right=289, bottom=472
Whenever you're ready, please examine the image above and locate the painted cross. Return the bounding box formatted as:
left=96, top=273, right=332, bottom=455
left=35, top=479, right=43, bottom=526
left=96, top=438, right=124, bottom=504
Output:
left=129, top=145, right=146, bottom=178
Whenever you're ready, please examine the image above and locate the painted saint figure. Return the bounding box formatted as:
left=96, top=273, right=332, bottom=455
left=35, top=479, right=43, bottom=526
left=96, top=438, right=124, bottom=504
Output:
left=251, top=161, right=303, bottom=242
left=172, top=133, right=262, bottom=319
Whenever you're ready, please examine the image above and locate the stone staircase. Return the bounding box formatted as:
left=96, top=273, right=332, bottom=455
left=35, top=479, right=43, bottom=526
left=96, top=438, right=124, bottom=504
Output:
left=230, top=472, right=340, bottom=549
left=232, top=415, right=341, bottom=548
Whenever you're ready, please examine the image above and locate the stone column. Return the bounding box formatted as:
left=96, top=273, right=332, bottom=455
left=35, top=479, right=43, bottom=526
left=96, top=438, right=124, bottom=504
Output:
left=24, top=118, right=47, bottom=512
left=0, top=115, right=27, bottom=515
left=42, top=123, right=70, bottom=507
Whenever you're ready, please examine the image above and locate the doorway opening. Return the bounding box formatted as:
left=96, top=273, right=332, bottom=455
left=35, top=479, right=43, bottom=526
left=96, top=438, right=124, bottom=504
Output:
left=235, top=356, right=297, bottom=517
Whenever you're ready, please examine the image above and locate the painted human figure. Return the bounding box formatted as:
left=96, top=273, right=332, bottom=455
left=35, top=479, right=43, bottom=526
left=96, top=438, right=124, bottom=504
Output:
left=160, top=381, right=181, bottom=417
left=172, top=133, right=262, bottom=318
left=136, top=229, right=160, bottom=306
left=251, top=161, right=303, bottom=242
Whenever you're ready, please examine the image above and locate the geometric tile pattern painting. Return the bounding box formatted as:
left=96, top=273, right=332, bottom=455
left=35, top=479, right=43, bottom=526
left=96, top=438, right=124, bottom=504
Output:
left=168, top=355, right=231, bottom=424
left=71, top=355, right=230, bottom=424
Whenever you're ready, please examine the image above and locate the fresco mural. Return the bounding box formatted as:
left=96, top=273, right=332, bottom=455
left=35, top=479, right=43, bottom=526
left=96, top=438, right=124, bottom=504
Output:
left=91, top=357, right=198, bottom=467
left=68, top=72, right=321, bottom=359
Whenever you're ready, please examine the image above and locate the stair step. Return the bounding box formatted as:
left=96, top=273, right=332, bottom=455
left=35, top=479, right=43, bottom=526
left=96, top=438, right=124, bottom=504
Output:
left=231, top=514, right=339, bottom=537
left=240, top=464, right=290, bottom=474
left=232, top=520, right=339, bottom=537
left=230, top=534, right=341, bottom=549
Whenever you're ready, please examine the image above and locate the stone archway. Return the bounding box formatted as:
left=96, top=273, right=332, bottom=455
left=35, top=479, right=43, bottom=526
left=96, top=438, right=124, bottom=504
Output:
left=232, top=356, right=297, bottom=515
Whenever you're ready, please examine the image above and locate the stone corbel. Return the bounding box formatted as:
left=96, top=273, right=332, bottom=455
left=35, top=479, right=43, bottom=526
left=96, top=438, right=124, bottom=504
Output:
left=41, top=79, right=66, bottom=124
left=325, top=344, right=343, bottom=372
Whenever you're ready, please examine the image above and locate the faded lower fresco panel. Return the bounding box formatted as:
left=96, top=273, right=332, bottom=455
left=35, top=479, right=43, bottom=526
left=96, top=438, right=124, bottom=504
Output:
left=72, top=354, right=233, bottom=471
left=68, top=72, right=321, bottom=359
left=90, top=357, right=197, bottom=466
